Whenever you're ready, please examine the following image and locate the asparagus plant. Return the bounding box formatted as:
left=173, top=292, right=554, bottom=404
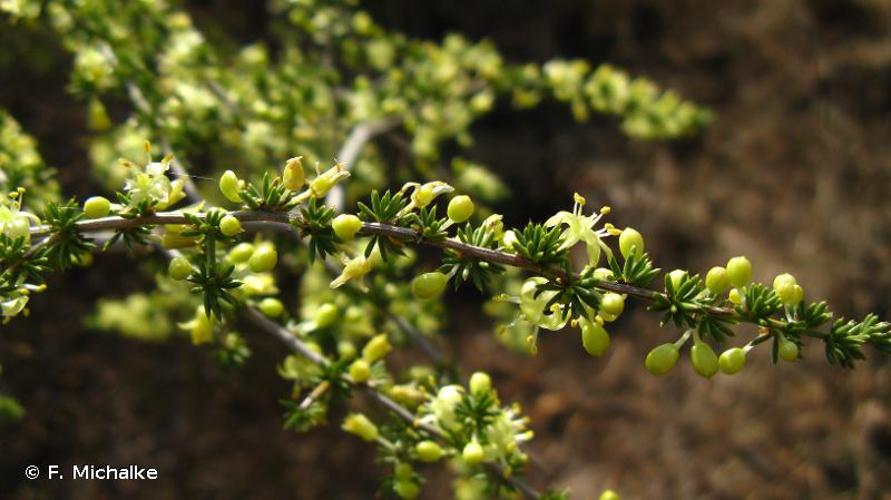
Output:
left=1, top=0, right=887, bottom=498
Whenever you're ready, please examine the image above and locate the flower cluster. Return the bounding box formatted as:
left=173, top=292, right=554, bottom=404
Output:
left=0, top=189, right=45, bottom=321
left=10, top=157, right=889, bottom=497
left=0, top=111, right=58, bottom=211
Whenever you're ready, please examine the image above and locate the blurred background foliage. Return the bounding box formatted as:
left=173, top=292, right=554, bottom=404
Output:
left=1, top=0, right=891, bottom=498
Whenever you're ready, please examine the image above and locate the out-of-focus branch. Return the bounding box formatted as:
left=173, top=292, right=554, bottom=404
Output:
left=325, top=118, right=401, bottom=212
left=242, top=306, right=541, bottom=498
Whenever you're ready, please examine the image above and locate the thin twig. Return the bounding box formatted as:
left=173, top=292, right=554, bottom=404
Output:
left=89, top=40, right=540, bottom=498
left=160, top=138, right=201, bottom=201
left=389, top=313, right=447, bottom=366
left=299, top=380, right=331, bottom=411
left=325, top=118, right=401, bottom=212
left=244, top=305, right=540, bottom=498
left=28, top=210, right=727, bottom=317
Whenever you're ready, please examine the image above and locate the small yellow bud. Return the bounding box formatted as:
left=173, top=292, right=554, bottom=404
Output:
left=691, top=341, right=719, bottom=379
left=161, top=232, right=197, bottom=249
left=447, top=195, right=474, bottom=223
left=773, top=273, right=802, bottom=305
left=718, top=347, right=746, bottom=375
left=414, top=185, right=435, bottom=207
left=179, top=306, right=212, bottom=345
left=618, top=227, right=644, bottom=258
left=83, top=196, right=111, bottom=219
left=600, top=292, right=625, bottom=316
left=227, top=242, right=255, bottom=263
left=338, top=340, right=357, bottom=360
left=411, top=272, right=448, bottom=300
left=332, top=214, right=362, bottom=241
left=645, top=343, right=680, bottom=375
left=705, top=266, right=730, bottom=295
left=415, top=440, right=443, bottom=462
left=348, top=359, right=371, bottom=383
left=393, top=480, right=419, bottom=500
left=309, top=164, right=350, bottom=198
left=219, top=170, right=243, bottom=203
left=219, top=214, right=243, bottom=237
left=168, top=256, right=193, bottom=280
left=342, top=413, right=379, bottom=441
left=362, top=334, right=392, bottom=363
left=469, top=371, right=491, bottom=395
left=502, top=230, right=518, bottom=250
left=257, top=297, right=284, bottom=318
left=592, top=267, right=614, bottom=281
left=667, top=269, right=687, bottom=291
left=314, top=303, right=339, bottom=328
left=779, top=339, right=799, bottom=362
left=580, top=317, right=610, bottom=356
left=599, top=490, right=620, bottom=500
left=282, top=156, right=305, bottom=190
left=409, top=181, right=453, bottom=208
left=330, top=255, right=372, bottom=289
left=248, top=243, right=278, bottom=273
left=726, top=256, right=753, bottom=288
left=462, top=440, right=484, bottom=465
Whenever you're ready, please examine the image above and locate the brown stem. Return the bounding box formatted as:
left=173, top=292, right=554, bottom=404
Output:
left=29, top=209, right=734, bottom=319
left=242, top=302, right=541, bottom=498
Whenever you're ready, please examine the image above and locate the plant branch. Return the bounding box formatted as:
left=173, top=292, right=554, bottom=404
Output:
left=30, top=210, right=736, bottom=320
left=325, top=118, right=402, bottom=211
left=242, top=304, right=540, bottom=498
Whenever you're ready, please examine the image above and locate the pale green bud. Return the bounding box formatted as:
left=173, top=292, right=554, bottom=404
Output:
left=726, top=256, right=753, bottom=288
left=342, top=413, right=379, bottom=441
left=349, top=359, right=371, bottom=383
left=462, top=440, right=484, bottom=465
left=362, top=334, right=392, bottom=363
left=645, top=343, right=679, bottom=375
left=718, top=348, right=746, bottom=375
left=705, top=266, right=730, bottom=295
left=691, top=342, right=719, bottom=378
left=416, top=440, right=443, bottom=462
left=219, top=170, right=243, bottom=203
left=447, top=195, right=475, bottom=223
left=469, top=371, right=491, bottom=395
left=618, top=227, right=644, bottom=259
left=83, top=196, right=111, bottom=219
left=332, top=214, right=362, bottom=241
left=411, top=272, right=448, bottom=300
left=282, top=156, right=305, bottom=190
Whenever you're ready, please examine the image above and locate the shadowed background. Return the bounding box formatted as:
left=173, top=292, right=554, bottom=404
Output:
left=2, top=0, right=890, bottom=498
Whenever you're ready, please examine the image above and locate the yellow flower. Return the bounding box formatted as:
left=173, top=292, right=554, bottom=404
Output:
left=178, top=306, right=213, bottom=345
left=398, top=181, right=454, bottom=216
left=342, top=413, right=379, bottom=441
left=125, top=156, right=186, bottom=209
left=1, top=294, right=29, bottom=319
left=309, top=163, right=351, bottom=198
left=330, top=255, right=372, bottom=290
left=0, top=189, right=41, bottom=245
left=282, top=156, right=305, bottom=190
left=544, top=193, right=611, bottom=266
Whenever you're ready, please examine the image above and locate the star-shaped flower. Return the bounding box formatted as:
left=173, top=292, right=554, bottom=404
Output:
left=544, top=193, right=611, bottom=266
left=330, top=255, right=373, bottom=290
